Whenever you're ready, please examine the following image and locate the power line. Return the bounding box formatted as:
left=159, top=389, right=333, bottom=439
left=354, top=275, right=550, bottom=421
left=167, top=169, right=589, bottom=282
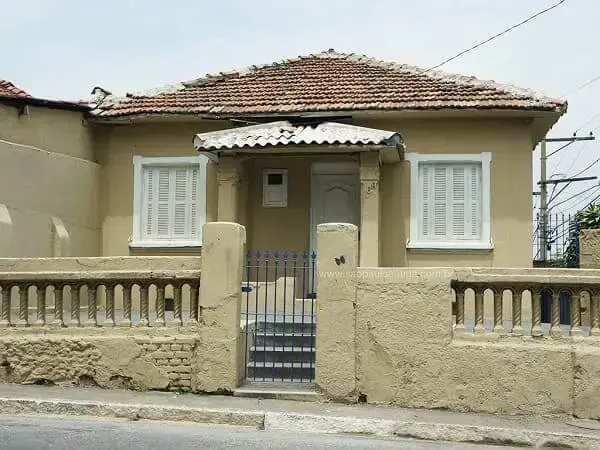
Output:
left=575, top=110, right=600, bottom=134
left=563, top=73, right=600, bottom=99
left=572, top=157, right=600, bottom=178
left=550, top=184, right=599, bottom=210
left=423, top=0, right=567, bottom=73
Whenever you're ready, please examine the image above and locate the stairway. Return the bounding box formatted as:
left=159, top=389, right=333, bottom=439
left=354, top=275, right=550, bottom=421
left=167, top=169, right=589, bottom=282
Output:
left=246, top=313, right=316, bottom=382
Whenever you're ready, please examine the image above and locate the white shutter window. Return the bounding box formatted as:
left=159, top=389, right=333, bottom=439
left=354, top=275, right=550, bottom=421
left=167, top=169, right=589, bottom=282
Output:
left=417, top=161, right=483, bottom=242
left=133, top=156, right=206, bottom=247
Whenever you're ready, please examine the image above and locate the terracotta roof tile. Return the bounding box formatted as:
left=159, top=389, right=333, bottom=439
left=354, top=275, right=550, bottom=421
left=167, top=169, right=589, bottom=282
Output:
left=0, top=80, right=30, bottom=98
left=93, top=50, right=566, bottom=118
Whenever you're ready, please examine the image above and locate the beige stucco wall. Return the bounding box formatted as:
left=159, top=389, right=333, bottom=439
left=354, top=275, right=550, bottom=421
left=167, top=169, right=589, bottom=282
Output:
left=371, top=117, right=533, bottom=268
left=242, top=117, right=533, bottom=267
left=580, top=229, right=600, bottom=269
left=96, top=122, right=221, bottom=256
left=99, top=116, right=534, bottom=266
left=0, top=104, right=100, bottom=257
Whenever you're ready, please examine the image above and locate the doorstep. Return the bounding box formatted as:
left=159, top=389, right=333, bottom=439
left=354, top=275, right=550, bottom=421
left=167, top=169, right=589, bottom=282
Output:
left=234, top=382, right=320, bottom=402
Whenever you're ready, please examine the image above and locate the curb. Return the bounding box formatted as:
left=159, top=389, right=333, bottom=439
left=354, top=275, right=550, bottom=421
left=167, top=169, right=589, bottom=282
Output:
left=0, top=397, right=599, bottom=449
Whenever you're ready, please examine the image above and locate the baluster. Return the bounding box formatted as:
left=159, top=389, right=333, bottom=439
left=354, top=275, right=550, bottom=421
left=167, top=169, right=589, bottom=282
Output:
left=493, top=290, right=505, bottom=334
left=512, top=290, right=523, bottom=336
left=474, top=289, right=484, bottom=334
left=172, top=283, right=182, bottom=327
left=35, top=285, right=47, bottom=327
left=570, top=291, right=582, bottom=337
left=121, top=284, right=132, bottom=327
left=139, top=284, right=150, bottom=327
left=532, top=289, right=543, bottom=337
left=103, top=284, right=115, bottom=327
left=189, top=283, right=199, bottom=325
left=454, top=288, right=466, bottom=335
left=591, top=293, right=600, bottom=337
left=52, top=285, right=64, bottom=327
left=156, top=284, right=166, bottom=327
left=0, top=285, right=9, bottom=328
left=550, top=291, right=562, bottom=338
left=16, top=285, right=28, bottom=328
left=86, top=285, right=98, bottom=327
left=70, top=284, right=81, bottom=327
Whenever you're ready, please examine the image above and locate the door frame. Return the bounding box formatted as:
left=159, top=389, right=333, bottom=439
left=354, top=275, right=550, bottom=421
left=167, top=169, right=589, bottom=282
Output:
left=309, top=161, right=360, bottom=254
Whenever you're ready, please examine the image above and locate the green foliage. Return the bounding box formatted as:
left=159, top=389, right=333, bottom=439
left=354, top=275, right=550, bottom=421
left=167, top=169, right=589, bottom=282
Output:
left=576, top=203, right=600, bottom=230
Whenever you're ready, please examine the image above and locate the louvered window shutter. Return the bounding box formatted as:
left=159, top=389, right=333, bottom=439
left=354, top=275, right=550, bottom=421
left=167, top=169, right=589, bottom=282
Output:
left=140, top=163, right=203, bottom=242
left=419, top=162, right=482, bottom=241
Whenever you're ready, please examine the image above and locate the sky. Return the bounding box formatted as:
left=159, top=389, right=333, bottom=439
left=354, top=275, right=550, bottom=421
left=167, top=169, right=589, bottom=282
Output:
left=1, top=0, right=599, bottom=215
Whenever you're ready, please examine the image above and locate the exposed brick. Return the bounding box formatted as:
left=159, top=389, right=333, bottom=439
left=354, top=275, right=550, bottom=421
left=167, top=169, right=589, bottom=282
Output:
left=181, top=344, right=193, bottom=351
left=173, top=351, right=190, bottom=358
left=155, top=359, right=169, bottom=365
left=170, top=344, right=182, bottom=351
left=179, top=380, right=191, bottom=387
left=168, top=373, right=180, bottom=380
left=174, top=337, right=196, bottom=344
left=179, top=374, right=192, bottom=380
left=149, top=351, right=174, bottom=359
left=171, top=366, right=191, bottom=373
left=169, top=358, right=182, bottom=365
left=145, top=344, right=159, bottom=352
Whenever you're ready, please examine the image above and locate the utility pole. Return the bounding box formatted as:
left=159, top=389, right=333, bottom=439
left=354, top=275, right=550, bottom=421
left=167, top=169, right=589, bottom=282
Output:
left=538, top=134, right=595, bottom=262
left=540, top=139, right=548, bottom=261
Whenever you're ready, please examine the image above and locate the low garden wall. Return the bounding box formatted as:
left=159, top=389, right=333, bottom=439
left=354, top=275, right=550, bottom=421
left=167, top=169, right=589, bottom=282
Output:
left=316, top=223, right=600, bottom=420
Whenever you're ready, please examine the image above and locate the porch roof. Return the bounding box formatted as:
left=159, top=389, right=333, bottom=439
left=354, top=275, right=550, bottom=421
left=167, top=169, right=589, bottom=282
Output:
left=192, top=121, right=404, bottom=162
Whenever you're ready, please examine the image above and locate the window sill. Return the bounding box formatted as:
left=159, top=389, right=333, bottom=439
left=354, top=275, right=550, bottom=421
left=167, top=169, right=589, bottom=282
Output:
left=406, top=240, right=494, bottom=252
left=129, top=240, right=202, bottom=250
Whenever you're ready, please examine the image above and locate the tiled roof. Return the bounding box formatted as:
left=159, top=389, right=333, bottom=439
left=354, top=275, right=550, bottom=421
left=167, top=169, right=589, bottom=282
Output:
left=93, top=50, right=566, bottom=118
left=0, top=80, right=30, bottom=98
left=192, top=121, right=404, bottom=151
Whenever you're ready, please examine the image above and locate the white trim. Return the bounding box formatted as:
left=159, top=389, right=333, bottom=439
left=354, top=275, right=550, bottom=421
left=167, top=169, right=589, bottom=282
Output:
left=131, top=155, right=206, bottom=248
left=262, top=168, right=288, bottom=207
left=405, top=152, right=492, bottom=251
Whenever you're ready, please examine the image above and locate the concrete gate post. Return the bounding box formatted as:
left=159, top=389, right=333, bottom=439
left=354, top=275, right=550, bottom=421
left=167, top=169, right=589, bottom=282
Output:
left=193, top=222, right=245, bottom=392
left=315, top=223, right=358, bottom=401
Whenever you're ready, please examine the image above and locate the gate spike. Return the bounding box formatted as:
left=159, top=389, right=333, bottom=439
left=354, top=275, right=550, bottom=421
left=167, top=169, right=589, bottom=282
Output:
left=274, top=250, right=280, bottom=261
left=292, top=251, right=298, bottom=261
left=282, top=250, right=289, bottom=262
left=265, top=250, right=271, bottom=261
left=255, top=250, right=261, bottom=259
left=310, top=250, right=317, bottom=260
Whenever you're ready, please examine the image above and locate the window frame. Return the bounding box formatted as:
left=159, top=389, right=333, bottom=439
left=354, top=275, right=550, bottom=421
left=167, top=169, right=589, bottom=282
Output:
left=262, top=168, right=288, bottom=207
left=131, top=155, right=206, bottom=248
left=406, top=152, right=493, bottom=250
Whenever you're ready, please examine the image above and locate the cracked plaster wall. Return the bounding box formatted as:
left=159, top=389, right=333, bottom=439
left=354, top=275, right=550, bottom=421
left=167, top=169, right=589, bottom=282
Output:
left=351, top=268, right=600, bottom=419
left=0, top=335, right=198, bottom=392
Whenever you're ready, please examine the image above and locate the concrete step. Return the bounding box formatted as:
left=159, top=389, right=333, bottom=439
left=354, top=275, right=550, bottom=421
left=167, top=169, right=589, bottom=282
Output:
left=250, top=346, right=315, bottom=364
left=234, top=382, right=318, bottom=401
left=246, top=362, right=314, bottom=382
left=254, top=332, right=315, bottom=348
left=256, top=316, right=316, bottom=334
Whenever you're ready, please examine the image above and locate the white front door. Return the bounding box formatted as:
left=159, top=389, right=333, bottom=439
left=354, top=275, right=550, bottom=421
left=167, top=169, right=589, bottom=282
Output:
left=310, top=163, right=360, bottom=255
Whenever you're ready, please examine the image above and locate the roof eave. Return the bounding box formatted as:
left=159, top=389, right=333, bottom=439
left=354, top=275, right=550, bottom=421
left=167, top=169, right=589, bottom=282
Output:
left=0, top=95, right=91, bottom=113
left=90, top=106, right=566, bottom=123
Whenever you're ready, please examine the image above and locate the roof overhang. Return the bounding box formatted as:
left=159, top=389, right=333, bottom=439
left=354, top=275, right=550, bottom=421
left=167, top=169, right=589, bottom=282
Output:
left=193, top=121, right=405, bottom=163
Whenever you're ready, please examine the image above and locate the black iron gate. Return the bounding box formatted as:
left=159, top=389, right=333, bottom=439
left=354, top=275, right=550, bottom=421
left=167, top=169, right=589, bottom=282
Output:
left=241, top=250, right=316, bottom=383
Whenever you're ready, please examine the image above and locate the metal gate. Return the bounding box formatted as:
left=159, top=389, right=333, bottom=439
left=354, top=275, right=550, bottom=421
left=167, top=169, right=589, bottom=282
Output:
left=241, top=250, right=316, bottom=383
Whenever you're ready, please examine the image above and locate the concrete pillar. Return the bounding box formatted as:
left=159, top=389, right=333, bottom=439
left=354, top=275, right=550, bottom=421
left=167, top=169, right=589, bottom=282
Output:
left=359, top=153, right=380, bottom=267
left=315, top=223, right=358, bottom=401
left=194, top=222, right=246, bottom=392
left=217, top=158, right=242, bottom=222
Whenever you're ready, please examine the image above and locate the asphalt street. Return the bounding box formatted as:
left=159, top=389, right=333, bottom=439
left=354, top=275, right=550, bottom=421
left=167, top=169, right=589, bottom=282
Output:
left=0, top=415, right=525, bottom=449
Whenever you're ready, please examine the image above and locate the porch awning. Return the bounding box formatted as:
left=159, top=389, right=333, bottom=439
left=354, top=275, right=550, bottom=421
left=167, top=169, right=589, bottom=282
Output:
left=192, top=121, right=404, bottom=163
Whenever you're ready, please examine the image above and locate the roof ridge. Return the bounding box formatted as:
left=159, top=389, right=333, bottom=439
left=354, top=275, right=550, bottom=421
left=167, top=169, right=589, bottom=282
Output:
left=0, top=79, right=31, bottom=98
left=315, top=51, right=564, bottom=106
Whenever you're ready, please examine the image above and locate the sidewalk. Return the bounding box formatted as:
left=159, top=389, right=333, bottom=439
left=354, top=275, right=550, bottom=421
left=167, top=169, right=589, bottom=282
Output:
left=0, top=384, right=598, bottom=448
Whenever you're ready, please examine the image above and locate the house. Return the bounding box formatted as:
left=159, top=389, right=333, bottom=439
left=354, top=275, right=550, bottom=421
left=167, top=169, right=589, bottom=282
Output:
left=0, top=50, right=566, bottom=267
left=0, top=80, right=97, bottom=257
